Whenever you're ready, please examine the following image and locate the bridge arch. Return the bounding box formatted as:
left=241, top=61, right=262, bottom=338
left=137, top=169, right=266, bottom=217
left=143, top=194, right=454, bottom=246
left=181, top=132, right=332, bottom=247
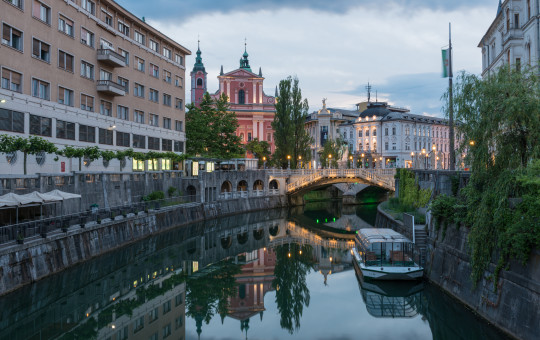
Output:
left=221, top=180, right=232, bottom=193
left=237, top=180, right=248, bottom=192
left=253, top=179, right=264, bottom=191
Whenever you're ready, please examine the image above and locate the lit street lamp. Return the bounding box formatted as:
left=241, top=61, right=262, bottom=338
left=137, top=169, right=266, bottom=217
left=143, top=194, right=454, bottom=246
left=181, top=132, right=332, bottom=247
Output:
left=287, top=155, right=291, bottom=169
left=328, top=154, right=332, bottom=169
left=349, top=155, right=353, bottom=169
left=298, top=155, right=302, bottom=169
left=411, top=152, right=415, bottom=169
left=421, top=148, right=427, bottom=169
left=262, top=156, right=266, bottom=169
left=361, top=153, right=365, bottom=168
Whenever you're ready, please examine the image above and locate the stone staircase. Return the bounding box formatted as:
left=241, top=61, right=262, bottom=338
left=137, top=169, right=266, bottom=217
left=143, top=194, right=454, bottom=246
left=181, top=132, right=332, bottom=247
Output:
left=414, top=227, right=428, bottom=267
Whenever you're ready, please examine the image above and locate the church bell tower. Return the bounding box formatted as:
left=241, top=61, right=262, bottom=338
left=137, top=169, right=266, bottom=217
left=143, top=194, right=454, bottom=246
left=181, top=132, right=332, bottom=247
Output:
left=190, top=40, right=207, bottom=107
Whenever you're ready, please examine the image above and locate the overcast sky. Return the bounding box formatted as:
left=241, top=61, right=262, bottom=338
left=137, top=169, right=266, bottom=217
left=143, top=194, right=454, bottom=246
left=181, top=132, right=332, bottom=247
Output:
left=115, top=0, right=497, bottom=117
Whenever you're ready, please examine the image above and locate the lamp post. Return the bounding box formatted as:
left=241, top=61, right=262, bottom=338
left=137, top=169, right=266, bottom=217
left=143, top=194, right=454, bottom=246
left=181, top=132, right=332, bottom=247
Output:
left=298, top=155, right=302, bottom=169
left=328, top=154, right=332, bottom=169
left=349, top=155, right=353, bottom=169
left=262, top=156, right=266, bottom=169
left=421, top=148, right=427, bottom=169
left=430, top=145, right=436, bottom=169
left=411, top=152, right=415, bottom=169
left=287, top=155, right=291, bottom=169
left=361, top=153, right=365, bottom=168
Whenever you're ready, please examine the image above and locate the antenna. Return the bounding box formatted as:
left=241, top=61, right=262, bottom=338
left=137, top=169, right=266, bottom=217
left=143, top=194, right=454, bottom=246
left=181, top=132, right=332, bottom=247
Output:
left=365, top=82, right=372, bottom=102
left=244, top=37, right=247, bottom=52
left=376, top=90, right=378, bottom=102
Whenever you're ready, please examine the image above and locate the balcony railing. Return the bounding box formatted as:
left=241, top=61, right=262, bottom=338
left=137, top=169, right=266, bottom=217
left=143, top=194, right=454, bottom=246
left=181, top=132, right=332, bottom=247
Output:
left=96, top=80, right=126, bottom=96
left=97, top=48, right=126, bottom=67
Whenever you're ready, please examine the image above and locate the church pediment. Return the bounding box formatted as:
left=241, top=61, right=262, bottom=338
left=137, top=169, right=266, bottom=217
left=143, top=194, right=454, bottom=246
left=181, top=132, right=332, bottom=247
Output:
left=222, top=69, right=261, bottom=78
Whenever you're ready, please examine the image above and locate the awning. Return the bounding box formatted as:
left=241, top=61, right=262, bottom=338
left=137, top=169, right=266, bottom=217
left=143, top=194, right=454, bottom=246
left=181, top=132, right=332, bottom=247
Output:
left=0, top=190, right=82, bottom=208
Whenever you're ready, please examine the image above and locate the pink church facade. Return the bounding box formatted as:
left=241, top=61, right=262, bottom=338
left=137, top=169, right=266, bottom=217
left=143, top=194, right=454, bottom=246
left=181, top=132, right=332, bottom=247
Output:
left=191, top=46, right=276, bottom=155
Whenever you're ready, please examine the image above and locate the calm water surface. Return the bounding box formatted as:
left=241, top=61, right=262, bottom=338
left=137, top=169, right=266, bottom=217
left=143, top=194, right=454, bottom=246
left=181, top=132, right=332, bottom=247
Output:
left=0, top=201, right=511, bottom=340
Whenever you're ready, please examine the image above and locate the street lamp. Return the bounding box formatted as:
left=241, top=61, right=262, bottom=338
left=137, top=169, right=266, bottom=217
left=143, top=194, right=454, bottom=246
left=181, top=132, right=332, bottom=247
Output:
left=298, top=155, right=302, bottom=169
left=430, top=145, right=436, bottom=169
left=421, top=148, right=427, bottom=169
left=349, top=155, right=353, bottom=169
left=328, top=154, right=332, bottom=169
left=0, top=99, right=6, bottom=104
left=262, top=156, right=266, bottom=169
left=361, top=153, right=365, bottom=168
left=287, top=155, right=291, bottom=169
left=411, top=152, right=415, bottom=169
left=469, top=140, right=475, bottom=146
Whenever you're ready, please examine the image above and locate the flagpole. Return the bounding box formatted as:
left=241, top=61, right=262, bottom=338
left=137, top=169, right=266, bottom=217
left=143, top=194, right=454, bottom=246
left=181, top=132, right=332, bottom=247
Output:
left=448, top=22, right=455, bottom=170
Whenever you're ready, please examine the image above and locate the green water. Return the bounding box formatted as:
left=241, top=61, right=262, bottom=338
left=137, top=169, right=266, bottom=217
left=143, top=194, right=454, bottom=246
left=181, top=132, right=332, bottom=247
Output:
left=0, top=204, right=511, bottom=340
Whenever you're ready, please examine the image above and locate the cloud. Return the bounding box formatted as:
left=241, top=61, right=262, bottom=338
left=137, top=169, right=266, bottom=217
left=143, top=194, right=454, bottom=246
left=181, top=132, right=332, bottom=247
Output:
left=114, top=0, right=495, bottom=21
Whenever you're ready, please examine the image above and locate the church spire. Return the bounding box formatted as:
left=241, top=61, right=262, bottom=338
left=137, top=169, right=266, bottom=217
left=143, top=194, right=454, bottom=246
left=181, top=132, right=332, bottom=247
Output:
left=239, top=38, right=252, bottom=72
left=220, top=65, right=224, bottom=75
left=258, top=67, right=262, bottom=77
left=192, top=38, right=206, bottom=73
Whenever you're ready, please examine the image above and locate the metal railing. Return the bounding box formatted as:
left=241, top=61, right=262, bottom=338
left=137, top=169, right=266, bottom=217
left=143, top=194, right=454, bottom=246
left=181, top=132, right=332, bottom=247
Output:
left=0, top=195, right=199, bottom=245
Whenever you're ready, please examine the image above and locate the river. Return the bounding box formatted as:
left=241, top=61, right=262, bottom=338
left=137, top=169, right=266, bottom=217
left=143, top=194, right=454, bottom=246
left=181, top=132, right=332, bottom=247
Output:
left=0, top=200, right=512, bottom=340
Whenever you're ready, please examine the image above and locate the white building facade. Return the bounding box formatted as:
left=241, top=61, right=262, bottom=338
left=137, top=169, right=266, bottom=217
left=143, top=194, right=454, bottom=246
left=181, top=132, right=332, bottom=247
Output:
left=479, top=0, right=540, bottom=76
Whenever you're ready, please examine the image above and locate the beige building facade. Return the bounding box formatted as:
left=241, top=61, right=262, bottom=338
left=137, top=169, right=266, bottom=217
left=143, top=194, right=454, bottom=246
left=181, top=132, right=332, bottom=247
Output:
left=0, top=0, right=190, bottom=174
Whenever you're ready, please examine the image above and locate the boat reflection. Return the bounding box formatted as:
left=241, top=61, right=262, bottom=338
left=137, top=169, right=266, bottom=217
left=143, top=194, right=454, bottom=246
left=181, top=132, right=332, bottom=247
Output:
left=355, top=268, right=424, bottom=318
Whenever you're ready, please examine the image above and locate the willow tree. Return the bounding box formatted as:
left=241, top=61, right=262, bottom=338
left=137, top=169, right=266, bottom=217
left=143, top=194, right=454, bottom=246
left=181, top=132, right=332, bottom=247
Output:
left=272, top=76, right=312, bottom=168
left=442, top=65, right=540, bottom=286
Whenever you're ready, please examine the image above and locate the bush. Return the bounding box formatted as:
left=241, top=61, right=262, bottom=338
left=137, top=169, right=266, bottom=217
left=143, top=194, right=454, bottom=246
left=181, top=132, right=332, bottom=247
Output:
left=167, top=186, right=177, bottom=197
left=142, top=190, right=165, bottom=201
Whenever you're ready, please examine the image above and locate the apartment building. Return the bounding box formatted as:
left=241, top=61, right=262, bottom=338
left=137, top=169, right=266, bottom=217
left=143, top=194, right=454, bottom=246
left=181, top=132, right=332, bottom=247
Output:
left=0, top=0, right=190, bottom=174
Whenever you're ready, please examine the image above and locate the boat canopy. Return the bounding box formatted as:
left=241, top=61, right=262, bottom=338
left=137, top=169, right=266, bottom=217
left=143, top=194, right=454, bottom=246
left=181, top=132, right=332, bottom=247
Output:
left=357, top=228, right=411, bottom=244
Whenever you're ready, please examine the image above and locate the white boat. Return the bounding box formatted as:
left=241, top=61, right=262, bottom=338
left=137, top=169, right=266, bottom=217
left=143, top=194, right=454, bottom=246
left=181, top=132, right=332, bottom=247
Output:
left=352, top=228, right=423, bottom=280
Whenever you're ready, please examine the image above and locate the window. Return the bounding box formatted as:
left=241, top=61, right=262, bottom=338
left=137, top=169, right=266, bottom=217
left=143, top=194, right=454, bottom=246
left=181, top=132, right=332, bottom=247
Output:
left=358, top=130, right=362, bottom=137
left=117, top=326, right=128, bottom=340
left=163, top=70, right=171, bottom=83
left=162, top=324, right=171, bottom=339
left=175, top=98, right=183, bottom=110
left=392, top=127, right=396, bottom=135
left=148, top=136, right=160, bottom=150
left=163, top=47, right=171, bottom=59
left=240, top=133, right=244, bottom=141
left=174, top=141, right=183, bottom=152
left=267, top=133, right=271, bottom=141
left=149, top=39, right=158, bottom=52
left=506, top=8, right=510, bottom=32
left=392, top=143, right=397, bottom=150
left=56, top=120, right=75, bottom=140
left=81, top=94, right=94, bottom=111
left=385, top=127, right=388, bottom=136
left=58, top=87, right=74, bottom=106
left=514, top=13, right=519, bottom=29
left=98, top=128, right=113, bottom=145
left=0, top=108, right=24, bottom=133
left=175, top=317, right=183, bottom=330
left=373, top=129, right=376, bottom=136
left=81, top=0, right=95, bottom=15
left=118, top=77, right=129, bottom=93
left=81, top=27, right=94, bottom=47
left=133, top=316, right=144, bottom=333
left=100, top=38, right=113, bottom=50
left=133, top=134, right=145, bottom=148
left=175, top=120, right=183, bottom=132
left=135, top=56, right=145, bottom=72
left=134, top=31, right=145, bottom=45
left=175, top=76, right=183, bottom=87
left=149, top=89, right=159, bottom=102
left=32, top=38, right=50, bottom=62
left=239, top=89, right=245, bottom=104
left=32, top=78, right=50, bottom=100
left=366, top=130, right=369, bottom=137
left=134, top=83, right=144, bottom=98
left=149, top=113, right=159, bottom=126
left=99, top=69, right=112, bottom=81
left=79, top=124, right=95, bottom=142
left=150, top=63, right=159, bottom=78
left=58, top=15, right=74, bottom=37
left=134, top=110, right=144, bottom=123
left=58, top=51, right=74, bottom=72
left=119, top=48, right=129, bottom=65
left=118, top=21, right=129, bottom=36
left=103, top=10, right=112, bottom=26
left=33, top=1, right=51, bottom=24
left=2, top=24, right=23, bottom=51
left=247, top=132, right=252, bottom=141
left=29, top=114, right=51, bottom=136
left=175, top=293, right=183, bottom=306
left=116, top=131, right=130, bottom=147
left=117, top=105, right=128, bottom=120
left=1, top=68, right=22, bottom=92
left=516, top=57, right=521, bottom=72
left=528, top=0, right=531, bottom=20
left=163, top=94, right=171, bottom=106
left=385, top=142, right=388, bottom=151
left=175, top=54, right=183, bottom=65
left=5, top=0, right=23, bottom=9
left=161, top=138, right=172, bottom=151
left=149, top=333, right=158, bottom=340
left=100, top=100, right=112, bottom=116
left=405, top=126, right=410, bottom=135
left=81, top=61, right=94, bottom=79
left=163, top=117, right=171, bottom=129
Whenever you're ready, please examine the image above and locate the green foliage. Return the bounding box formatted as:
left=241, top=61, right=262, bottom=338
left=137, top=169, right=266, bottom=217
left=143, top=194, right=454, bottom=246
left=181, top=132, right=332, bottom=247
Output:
left=245, top=138, right=270, bottom=167
left=397, top=168, right=431, bottom=208
left=100, top=150, right=116, bottom=162
left=142, top=190, right=165, bottom=201
left=0, top=135, right=57, bottom=174
left=319, top=139, right=343, bottom=168
left=167, top=186, right=177, bottom=197
left=443, top=65, right=540, bottom=289
left=272, top=76, right=312, bottom=168
left=186, top=93, right=244, bottom=159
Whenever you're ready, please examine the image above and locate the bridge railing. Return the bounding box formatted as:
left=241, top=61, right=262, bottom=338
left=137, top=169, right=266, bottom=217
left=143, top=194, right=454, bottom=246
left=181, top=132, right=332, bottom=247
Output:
left=285, top=168, right=396, bottom=192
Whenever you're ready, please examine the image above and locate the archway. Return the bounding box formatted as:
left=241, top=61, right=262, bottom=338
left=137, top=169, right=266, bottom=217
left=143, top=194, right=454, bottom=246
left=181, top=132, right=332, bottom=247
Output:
left=186, top=185, right=197, bottom=199
left=237, top=232, right=248, bottom=245
left=197, top=78, right=203, bottom=86
left=269, top=225, right=279, bottom=236
left=253, top=180, right=263, bottom=191
left=221, top=180, right=232, bottom=193
left=269, top=179, right=279, bottom=190
left=253, top=229, right=264, bottom=240
left=237, top=180, right=248, bottom=192
left=221, top=236, right=232, bottom=249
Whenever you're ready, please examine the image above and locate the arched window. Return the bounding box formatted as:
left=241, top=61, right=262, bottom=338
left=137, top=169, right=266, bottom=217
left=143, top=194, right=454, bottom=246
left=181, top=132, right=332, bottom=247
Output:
left=197, top=78, right=203, bottom=87
left=239, top=89, right=245, bottom=104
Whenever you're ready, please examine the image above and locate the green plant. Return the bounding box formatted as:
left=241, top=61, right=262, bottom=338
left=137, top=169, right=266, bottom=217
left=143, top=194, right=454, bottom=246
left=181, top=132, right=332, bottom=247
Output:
left=167, top=186, right=177, bottom=197
left=142, top=190, right=165, bottom=201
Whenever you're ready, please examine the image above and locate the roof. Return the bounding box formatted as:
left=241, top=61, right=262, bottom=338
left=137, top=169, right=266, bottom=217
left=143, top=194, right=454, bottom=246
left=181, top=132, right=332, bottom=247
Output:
left=357, top=228, right=411, bottom=243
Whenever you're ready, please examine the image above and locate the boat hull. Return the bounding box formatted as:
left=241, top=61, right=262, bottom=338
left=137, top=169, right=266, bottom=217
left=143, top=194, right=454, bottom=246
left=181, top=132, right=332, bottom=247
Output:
left=352, top=249, right=423, bottom=281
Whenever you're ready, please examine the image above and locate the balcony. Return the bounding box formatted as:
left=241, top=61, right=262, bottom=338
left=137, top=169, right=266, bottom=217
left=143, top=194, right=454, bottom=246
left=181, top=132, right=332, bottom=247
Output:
left=97, top=49, right=126, bottom=67
left=96, top=80, right=126, bottom=96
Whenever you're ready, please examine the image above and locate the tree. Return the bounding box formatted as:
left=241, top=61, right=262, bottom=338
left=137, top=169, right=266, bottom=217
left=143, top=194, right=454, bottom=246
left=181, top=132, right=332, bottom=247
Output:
left=0, top=135, right=57, bottom=174
left=186, top=93, right=244, bottom=159
left=245, top=138, right=270, bottom=167
left=272, top=76, right=312, bottom=168
left=319, top=139, right=343, bottom=168
left=442, top=65, right=540, bottom=286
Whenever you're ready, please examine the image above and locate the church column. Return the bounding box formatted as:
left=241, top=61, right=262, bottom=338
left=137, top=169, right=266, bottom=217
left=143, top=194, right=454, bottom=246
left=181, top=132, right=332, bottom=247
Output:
left=259, top=120, right=264, bottom=141
left=226, top=82, right=230, bottom=100
left=259, top=83, right=263, bottom=104
left=254, top=121, right=259, bottom=139
left=253, top=82, right=257, bottom=103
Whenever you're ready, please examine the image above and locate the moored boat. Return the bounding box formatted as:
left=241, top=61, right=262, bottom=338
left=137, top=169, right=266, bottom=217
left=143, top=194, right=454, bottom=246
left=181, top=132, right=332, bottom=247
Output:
left=352, top=228, right=423, bottom=280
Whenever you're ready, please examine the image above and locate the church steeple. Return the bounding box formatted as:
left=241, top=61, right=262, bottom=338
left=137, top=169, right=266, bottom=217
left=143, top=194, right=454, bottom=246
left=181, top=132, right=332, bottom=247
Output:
left=192, top=39, right=206, bottom=73
left=239, top=39, right=252, bottom=72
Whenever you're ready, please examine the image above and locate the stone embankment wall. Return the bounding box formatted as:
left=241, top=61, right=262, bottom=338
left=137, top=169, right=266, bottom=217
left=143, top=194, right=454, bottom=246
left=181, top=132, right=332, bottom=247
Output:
left=425, top=221, right=539, bottom=340
left=0, top=195, right=287, bottom=296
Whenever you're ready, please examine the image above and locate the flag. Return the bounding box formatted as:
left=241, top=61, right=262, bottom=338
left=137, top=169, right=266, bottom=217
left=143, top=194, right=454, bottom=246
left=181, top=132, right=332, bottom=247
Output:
left=442, top=49, right=450, bottom=78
